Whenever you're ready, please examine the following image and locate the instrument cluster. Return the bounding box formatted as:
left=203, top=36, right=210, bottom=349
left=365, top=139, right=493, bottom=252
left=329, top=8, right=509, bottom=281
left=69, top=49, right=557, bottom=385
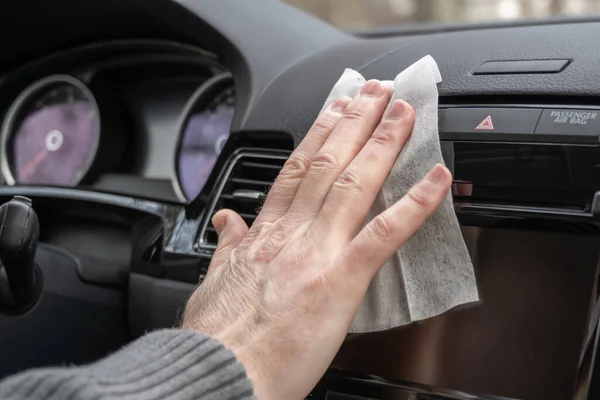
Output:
left=1, top=75, right=102, bottom=187
left=175, top=73, right=234, bottom=201
left=0, top=58, right=236, bottom=204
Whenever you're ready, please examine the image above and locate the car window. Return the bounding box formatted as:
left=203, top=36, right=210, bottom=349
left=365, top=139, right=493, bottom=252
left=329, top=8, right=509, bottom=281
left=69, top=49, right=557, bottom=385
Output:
left=282, top=0, right=600, bottom=30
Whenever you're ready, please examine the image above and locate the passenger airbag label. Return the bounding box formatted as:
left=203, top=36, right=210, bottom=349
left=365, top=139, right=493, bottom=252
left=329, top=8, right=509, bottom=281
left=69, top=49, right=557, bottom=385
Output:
left=535, top=109, right=600, bottom=143
left=551, top=111, right=597, bottom=125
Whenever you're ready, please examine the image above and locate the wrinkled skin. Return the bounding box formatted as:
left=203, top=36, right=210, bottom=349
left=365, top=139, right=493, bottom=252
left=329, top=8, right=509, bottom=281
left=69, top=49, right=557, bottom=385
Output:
left=182, top=80, right=452, bottom=400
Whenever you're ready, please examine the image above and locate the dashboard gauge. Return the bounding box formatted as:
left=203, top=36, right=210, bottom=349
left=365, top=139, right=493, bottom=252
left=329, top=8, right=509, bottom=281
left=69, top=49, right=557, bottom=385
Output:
left=0, top=75, right=100, bottom=187
left=175, top=73, right=235, bottom=201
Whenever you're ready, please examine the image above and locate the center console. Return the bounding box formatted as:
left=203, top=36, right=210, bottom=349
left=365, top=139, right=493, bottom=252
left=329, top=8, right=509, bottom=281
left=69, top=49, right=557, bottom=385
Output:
left=310, top=105, right=600, bottom=400
left=441, top=105, right=600, bottom=222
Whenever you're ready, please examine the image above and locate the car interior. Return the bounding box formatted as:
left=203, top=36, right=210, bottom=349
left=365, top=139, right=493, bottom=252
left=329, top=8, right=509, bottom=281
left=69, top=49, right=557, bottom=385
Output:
left=0, top=0, right=599, bottom=399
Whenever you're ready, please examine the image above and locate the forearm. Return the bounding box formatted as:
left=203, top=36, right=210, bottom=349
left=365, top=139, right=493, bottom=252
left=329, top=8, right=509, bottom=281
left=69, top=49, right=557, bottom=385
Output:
left=0, top=329, right=256, bottom=400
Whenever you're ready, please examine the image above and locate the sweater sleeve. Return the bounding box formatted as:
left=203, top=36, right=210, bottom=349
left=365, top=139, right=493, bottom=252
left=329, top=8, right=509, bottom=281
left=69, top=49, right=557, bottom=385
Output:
left=0, top=329, right=257, bottom=400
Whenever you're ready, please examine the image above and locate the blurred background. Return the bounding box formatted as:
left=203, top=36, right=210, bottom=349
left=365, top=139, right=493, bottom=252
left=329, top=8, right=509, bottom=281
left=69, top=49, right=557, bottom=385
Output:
left=283, top=0, right=600, bottom=30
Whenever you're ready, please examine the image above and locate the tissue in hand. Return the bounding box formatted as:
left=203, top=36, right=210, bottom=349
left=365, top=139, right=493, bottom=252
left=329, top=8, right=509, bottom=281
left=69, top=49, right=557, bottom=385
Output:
left=322, top=56, right=479, bottom=333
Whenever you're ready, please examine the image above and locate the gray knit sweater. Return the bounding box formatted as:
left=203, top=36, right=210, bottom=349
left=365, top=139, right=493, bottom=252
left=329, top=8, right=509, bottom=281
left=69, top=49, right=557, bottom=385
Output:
left=0, top=329, right=257, bottom=399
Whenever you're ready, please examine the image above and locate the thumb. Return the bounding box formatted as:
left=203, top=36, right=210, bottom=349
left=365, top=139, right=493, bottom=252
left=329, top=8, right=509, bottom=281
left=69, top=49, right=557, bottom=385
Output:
left=209, top=209, right=248, bottom=271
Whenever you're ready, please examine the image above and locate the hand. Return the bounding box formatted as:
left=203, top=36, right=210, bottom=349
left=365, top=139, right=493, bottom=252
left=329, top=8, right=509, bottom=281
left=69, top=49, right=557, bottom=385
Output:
left=182, top=80, right=452, bottom=400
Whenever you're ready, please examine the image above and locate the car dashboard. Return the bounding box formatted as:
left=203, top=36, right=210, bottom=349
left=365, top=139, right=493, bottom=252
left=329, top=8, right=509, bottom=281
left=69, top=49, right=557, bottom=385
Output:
left=1, top=1, right=600, bottom=400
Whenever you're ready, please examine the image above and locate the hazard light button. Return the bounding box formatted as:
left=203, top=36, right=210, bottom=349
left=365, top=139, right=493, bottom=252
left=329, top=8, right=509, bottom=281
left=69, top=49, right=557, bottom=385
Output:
left=439, top=108, right=542, bottom=142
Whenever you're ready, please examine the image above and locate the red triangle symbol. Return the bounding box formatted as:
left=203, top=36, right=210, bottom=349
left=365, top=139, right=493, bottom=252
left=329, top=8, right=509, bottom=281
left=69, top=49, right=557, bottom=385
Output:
left=475, top=115, right=494, bottom=130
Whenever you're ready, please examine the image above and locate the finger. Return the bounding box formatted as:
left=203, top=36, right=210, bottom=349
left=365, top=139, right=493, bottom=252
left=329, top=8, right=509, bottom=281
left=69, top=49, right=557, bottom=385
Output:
left=252, top=96, right=352, bottom=227
left=286, top=80, right=392, bottom=221
left=208, top=209, right=248, bottom=272
left=312, top=100, right=414, bottom=244
left=340, top=164, right=452, bottom=281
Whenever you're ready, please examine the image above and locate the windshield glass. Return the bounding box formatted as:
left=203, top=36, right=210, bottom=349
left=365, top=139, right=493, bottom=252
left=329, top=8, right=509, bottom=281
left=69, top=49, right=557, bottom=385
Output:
left=282, top=0, right=598, bottom=30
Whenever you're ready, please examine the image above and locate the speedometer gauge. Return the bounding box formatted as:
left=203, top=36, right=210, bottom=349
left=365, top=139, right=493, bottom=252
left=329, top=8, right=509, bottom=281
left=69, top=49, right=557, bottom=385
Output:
left=175, top=73, right=235, bottom=201
left=0, top=75, right=100, bottom=187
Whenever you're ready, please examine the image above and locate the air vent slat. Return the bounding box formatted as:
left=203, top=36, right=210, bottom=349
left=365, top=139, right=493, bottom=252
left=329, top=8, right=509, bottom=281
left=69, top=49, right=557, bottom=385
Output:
left=240, top=161, right=282, bottom=170
left=231, top=177, right=273, bottom=187
left=238, top=212, right=258, bottom=220
left=220, top=193, right=262, bottom=202
left=220, top=190, right=266, bottom=203
left=197, top=151, right=290, bottom=252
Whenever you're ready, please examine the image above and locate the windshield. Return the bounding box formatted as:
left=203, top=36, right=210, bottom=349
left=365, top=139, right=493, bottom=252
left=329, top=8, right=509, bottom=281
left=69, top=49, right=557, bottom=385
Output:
left=283, top=0, right=598, bottom=30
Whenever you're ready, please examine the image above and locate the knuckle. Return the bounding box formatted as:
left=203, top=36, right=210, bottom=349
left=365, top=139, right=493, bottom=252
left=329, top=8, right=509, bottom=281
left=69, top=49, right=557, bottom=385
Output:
left=279, top=153, right=311, bottom=179
left=282, top=245, right=308, bottom=272
left=311, top=117, right=336, bottom=137
left=311, top=151, right=341, bottom=172
left=305, top=273, right=329, bottom=297
left=269, top=227, right=289, bottom=248
left=247, top=244, right=269, bottom=264
left=333, top=170, right=364, bottom=195
left=343, top=106, right=368, bottom=124
left=276, top=231, right=314, bottom=277
left=370, top=127, right=396, bottom=147
left=243, top=222, right=263, bottom=239
left=370, top=214, right=396, bottom=240
left=250, top=226, right=289, bottom=263
left=237, top=224, right=264, bottom=251
left=282, top=250, right=303, bottom=271
left=406, top=185, right=430, bottom=212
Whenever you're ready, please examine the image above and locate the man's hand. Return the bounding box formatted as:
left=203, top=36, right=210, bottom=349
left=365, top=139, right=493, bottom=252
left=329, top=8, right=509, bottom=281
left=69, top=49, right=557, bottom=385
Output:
left=182, top=80, right=452, bottom=400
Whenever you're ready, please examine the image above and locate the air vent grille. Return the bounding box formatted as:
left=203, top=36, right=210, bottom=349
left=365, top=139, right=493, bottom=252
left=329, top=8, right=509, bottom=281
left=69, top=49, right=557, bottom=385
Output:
left=197, top=151, right=290, bottom=251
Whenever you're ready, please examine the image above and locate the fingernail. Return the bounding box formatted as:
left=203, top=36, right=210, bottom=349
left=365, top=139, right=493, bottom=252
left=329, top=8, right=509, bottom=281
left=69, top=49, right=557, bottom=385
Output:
left=212, top=212, right=228, bottom=236
left=428, top=164, right=448, bottom=185
left=384, top=100, right=410, bottom=120
left=360, top=80, right=385, bottom=97
left=330, top=96, right=351, bottom=114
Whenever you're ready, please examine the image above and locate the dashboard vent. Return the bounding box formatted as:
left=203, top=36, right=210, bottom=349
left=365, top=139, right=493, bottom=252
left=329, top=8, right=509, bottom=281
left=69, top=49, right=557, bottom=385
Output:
left=197, top=151, right=290, bottom=252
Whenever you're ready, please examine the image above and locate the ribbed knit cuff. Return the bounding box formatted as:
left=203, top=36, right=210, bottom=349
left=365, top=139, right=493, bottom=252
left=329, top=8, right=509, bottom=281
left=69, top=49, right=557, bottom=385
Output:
left=0, top=329, right=256, bottom=400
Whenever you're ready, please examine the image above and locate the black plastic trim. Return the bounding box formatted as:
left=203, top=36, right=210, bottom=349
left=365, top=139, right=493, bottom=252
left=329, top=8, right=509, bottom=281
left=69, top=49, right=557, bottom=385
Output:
left=473, top=59, right=570, bottom=75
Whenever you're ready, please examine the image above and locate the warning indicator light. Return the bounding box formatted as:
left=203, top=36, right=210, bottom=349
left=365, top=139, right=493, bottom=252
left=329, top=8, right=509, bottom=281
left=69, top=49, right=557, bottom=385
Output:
left=475, top=115, right=494, bottom=130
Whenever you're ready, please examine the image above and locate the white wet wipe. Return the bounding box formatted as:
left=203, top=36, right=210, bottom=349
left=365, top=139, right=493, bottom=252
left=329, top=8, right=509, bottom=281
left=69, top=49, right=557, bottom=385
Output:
left=322, top=55, right=479, bottom=333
